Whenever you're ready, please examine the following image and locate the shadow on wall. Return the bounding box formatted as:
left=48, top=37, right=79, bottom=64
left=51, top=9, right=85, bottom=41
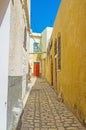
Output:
left=0, top=0, right=9, bottom=26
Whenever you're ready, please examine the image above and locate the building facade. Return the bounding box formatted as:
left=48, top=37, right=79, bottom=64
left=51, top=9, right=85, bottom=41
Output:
left=0, top=0, right=30, bottom=130
left=7, top=0, right=30, bottom=130
left=28, top=32, right=42, bottom=77
left=28, top=27, right=53, bottom=78
left=46, top=0, right=86, bottom=125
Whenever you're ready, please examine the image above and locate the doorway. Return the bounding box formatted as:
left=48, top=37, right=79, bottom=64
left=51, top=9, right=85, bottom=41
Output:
left=34, top=62, right=40, bottom=76
left=50, top=56, right=53, bottom=85
left=54, top=57, right=57, bottom=90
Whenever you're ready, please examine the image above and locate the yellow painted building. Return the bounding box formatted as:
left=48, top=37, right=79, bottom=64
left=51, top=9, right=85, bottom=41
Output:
left=45, top=41, right=53, bottom=86
left=46, top=0, right=86, bottom=125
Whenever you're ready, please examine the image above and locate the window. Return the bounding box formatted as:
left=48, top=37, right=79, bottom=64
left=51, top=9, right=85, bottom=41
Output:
left=54, top=39, right=57, bottom=55
left=50, top=40, right=52, bottom=50
left=58, top=36, right=61, bottom=70
left=33, top=42, right=39, bottom=53
left=23, top=27, right=27, bottom=51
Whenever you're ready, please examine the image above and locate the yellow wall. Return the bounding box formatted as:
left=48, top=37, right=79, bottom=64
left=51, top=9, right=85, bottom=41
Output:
left=43, top=47, right=53, bottom=86
left=46, top=56, right=51, bottom=84
left=51, top=0, right=86, bottom=124
left=42, top=58, right=46, bottom=77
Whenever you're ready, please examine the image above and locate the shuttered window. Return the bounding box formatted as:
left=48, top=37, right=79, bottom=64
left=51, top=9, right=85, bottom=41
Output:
left=54, top=39, right=57, bottom=55
left=58, top=36, right=61, bottom=70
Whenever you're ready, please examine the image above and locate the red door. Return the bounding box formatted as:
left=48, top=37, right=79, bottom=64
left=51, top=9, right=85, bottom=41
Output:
left=34, top=62, right=40, bottom=76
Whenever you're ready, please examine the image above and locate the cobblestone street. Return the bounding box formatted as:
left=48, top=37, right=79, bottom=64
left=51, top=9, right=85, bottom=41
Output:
left=17, top=78, right=86, bottom=130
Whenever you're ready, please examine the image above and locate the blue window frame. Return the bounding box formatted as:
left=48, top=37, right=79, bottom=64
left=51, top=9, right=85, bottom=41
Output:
left=33, top=42, right=39, bottom=52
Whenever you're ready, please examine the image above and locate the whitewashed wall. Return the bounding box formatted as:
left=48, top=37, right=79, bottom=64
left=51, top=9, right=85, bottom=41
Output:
left=0, top=3, right=10, bottom=130
left=7, top=1, right=29, bottom=130
left=41, top=27, right=53, bottom=59
left=46, top=27, right=53, bottom=48
left=29, top=33, right=41, bottom=53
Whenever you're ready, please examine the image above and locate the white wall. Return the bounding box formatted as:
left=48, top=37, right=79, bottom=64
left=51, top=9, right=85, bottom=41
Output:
left=41, top=27, right=53, bottom=59
left=46, top=27, right=53, bottom=48
left=9, top=0, right=24, bottom=76
left=7, top=1, right=29, bottom=129
left=41, top=29, right=47, bottom=52
left=41, top=27, right=53, bottom=52
left=29, top=33, right=41, bottom=53
left=0, top=3, right=10, bottom=130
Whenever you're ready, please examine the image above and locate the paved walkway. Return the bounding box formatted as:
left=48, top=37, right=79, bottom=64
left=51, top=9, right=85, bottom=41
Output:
left=17, top=78, right=86, bottom=130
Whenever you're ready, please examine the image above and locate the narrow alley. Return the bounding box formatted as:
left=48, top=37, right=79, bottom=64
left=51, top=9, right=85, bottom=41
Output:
left=0, top=1, right=86, bottom=130
left=17, top=78, right=85, bottom=130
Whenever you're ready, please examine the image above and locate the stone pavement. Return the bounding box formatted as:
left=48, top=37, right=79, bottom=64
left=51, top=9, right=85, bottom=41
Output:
left=17, top=78, right=86, bottom=130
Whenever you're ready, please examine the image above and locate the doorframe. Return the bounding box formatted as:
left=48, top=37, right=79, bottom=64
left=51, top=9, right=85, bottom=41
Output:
left=54, top=54, right=57, bottom=91
left=50, top=55, right=53, bottom=85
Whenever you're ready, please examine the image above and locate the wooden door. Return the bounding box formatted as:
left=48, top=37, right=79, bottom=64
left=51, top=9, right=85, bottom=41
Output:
left=34, top=62, right=40, bottom=76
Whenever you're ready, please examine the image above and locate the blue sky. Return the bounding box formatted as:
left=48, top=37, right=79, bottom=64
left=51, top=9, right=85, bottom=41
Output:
left=31, top=0, right=61, bottom=33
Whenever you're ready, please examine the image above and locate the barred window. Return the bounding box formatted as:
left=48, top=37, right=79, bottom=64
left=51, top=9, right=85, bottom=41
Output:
left=58, top=36, right=61, bottom=70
